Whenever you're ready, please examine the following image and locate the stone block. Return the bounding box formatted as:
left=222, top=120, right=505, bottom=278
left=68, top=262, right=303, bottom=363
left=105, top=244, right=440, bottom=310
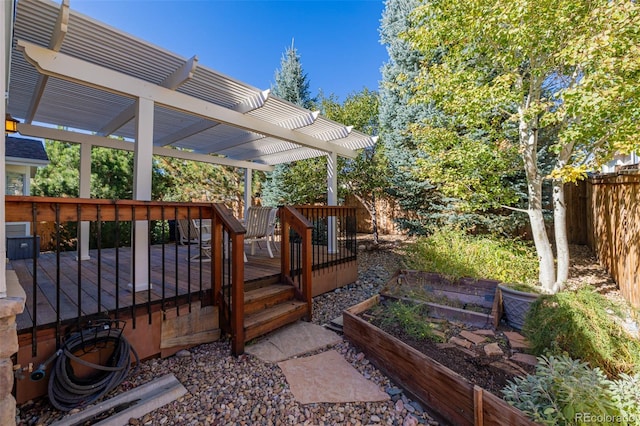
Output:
left=511, top=353, right=538, bottom=366
left=483, top=342, right=504, bottom=357
left=504, top=331, right=531, bottom=349
left=0, top=296, right=25, bottom=318
left=0, top=320, right=18, bottom=359
left=0, top=394, right=16, bottom=426
left=449, top=336, right=472, bottom=349
left=0, top=360, right=13, bottom=399
left=459, top=330, right=487, bottom=345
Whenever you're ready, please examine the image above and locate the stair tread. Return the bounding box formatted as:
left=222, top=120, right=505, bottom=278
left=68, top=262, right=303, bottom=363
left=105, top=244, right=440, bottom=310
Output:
left=244, top=284, right=294, bottom=304
left=244, top=300, right=307, bottom=329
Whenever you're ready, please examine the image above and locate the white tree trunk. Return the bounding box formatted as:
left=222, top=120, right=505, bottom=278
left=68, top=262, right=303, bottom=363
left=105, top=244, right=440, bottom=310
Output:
left=520, top=113, right=557, bottom=292
left=553, top=180, right=569, bottom=289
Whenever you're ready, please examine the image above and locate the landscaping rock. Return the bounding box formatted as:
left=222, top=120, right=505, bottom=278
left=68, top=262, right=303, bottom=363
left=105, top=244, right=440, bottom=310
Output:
left=449, top=336, right=472, bottom=349
left=459, top=330, right=487, bottom=345
left=483, top=343, right=504, bottom=357
left=511, top=353, right=538, bottom=366
left=503, top=331, right=531, bottom=349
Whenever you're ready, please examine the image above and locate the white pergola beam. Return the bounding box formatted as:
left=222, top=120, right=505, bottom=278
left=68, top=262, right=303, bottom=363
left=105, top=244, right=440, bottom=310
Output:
left=18, top=40, right=359, bottom=159
left=17, top=123, right=274, bottom=172
left=98, top=55, right=199, bottom=136
left=25, top=0, right=69, bottom=124
left=158, top=89, right=270, bottom=147
left=162, top=55, right=198, bottom=90
left=214, top=111, right=319, bottom=154
left=234, top=89, right=270, bottom=114
left=156, top=119, right=220, bottom=147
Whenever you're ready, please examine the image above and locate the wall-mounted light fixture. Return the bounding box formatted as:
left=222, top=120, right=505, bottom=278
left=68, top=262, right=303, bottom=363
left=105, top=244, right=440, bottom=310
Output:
left=5, top=113, right=19, bottom=134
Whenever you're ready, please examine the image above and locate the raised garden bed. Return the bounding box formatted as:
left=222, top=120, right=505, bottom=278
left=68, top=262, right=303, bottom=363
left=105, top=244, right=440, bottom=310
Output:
left=381, top=270, right=502, bottom=329
left=343, top=295, right=537, bottom=426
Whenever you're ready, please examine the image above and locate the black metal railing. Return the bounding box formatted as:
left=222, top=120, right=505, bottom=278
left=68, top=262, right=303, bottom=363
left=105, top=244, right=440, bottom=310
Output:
left=6, top=196, right=244, bottom=357
left=293, top=206, right=358, bottom=270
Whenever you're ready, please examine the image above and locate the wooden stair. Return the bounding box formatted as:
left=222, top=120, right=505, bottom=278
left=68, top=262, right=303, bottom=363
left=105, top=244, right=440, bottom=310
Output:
left=243, top=282, right=308, bottom=342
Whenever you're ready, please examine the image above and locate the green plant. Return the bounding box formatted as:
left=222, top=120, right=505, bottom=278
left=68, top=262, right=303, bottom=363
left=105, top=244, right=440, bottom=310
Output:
left=524, top=289, right=640, bottom=377
left=503, top=355, right=640, bottom=426
left=405, top=227, right=539, bottom=290
left=609, top=373, right=640, bottom=422
left=377, top=300, right=443, bottom=342
left=502, top=355, right=618, bottom=425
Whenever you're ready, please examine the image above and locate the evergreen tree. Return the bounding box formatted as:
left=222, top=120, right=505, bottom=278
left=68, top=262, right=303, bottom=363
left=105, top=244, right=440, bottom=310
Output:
left=262, top=41, right=324, bottom=206
left=379, top=0, right=449, bottom=234
left=271, top=40, right=316, bottom=109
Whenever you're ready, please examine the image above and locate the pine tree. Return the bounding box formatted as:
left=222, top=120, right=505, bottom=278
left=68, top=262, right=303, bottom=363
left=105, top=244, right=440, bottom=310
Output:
left=262, top=41, right=324, bottom=206
left=271, top=40, right=316, bottom=109
left=379, top=0, right=448, bottom=234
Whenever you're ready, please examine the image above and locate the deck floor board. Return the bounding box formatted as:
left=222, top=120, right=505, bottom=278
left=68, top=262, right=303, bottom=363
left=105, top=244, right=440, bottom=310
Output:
left=10, top=242, right=281, bottom=333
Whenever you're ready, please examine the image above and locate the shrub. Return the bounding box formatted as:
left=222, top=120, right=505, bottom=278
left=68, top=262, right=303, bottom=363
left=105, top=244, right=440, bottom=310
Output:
left=524, top=288, right=640, bottom=377
left=405, top=227, right=538, bottom=289
left=503, top=355, right=640, bottom=426
left=502, top=355, right=617, bottom=425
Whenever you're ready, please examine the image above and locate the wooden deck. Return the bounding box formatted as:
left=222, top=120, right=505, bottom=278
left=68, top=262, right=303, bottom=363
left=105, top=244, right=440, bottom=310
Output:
left=9, top=242, right=281, bottom=333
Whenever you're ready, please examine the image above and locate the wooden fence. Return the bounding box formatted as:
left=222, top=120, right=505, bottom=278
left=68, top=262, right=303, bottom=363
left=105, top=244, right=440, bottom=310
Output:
left=344, top=194, right=415, bottom=235
left=347, top=177, right=638, bottom=309
left=580, top=174, right=640, bottom=308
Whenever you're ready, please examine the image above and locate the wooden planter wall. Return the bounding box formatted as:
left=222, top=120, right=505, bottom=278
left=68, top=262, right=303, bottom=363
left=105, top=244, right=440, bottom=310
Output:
left=343, top=296, right=537, bottom=426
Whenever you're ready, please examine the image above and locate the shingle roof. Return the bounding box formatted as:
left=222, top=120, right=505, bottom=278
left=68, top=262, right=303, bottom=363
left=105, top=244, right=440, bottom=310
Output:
left=5, top=136, right=49, bottom=162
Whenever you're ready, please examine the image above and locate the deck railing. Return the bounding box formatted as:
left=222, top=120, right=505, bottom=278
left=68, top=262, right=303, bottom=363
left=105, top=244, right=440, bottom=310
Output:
left=293, top=205, right=358, bottom=270
left=279, top=206, right=313, bottom=320
left=5, top=196, right=245, bottom=356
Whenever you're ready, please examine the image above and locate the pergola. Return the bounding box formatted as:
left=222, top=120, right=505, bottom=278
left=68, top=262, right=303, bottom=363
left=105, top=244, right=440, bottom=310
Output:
left=1, top=0, right=376, bottom=295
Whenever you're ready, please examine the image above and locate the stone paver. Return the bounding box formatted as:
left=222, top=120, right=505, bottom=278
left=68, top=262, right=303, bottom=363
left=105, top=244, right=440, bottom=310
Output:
left=459, top=330, right=487, bottom=345
left=449, top=336, right=472, bottom=349
left=503, top=331, right=531, bottom=349
left=511, top=353, right=538, bottom=366
left=245, top=321, right=342, bottom=363
left=483, top=342, right=504, bottom=357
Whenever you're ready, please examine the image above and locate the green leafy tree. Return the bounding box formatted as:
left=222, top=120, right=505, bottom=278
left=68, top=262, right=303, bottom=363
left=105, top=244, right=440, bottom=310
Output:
left=405, top=0, right=640, bottom=292
left=321, top=89, right=389, bottom=243
left=31, top=140, right=80, bottom=197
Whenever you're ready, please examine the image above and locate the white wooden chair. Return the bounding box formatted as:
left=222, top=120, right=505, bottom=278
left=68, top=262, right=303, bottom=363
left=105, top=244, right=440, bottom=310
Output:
left=177, top=219, right=212, bottom=261
left=244, top=206, right=277, bottom=258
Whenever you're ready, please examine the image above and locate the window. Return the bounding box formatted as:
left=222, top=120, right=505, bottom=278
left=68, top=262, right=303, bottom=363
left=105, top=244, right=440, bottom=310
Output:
left=6, top=172, right=25, bottom=195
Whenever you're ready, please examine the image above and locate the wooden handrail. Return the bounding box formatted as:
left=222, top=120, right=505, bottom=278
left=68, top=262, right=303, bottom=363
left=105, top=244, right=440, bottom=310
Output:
left=6, top=196, right=248, bottom=355
left=5, top=195, right=216, bottom=222
left=279, top=206, right=313, bottom=320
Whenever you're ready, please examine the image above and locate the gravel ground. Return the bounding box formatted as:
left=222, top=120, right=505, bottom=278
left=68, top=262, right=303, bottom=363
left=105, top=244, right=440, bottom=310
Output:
left=17, top=235, right=635, bottom=425
left=17, top=235, right=436, bottom=426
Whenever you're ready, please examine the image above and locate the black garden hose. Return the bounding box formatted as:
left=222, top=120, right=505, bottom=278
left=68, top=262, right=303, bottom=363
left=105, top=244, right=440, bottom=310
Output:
left=47, top=324, right=139, bottom=411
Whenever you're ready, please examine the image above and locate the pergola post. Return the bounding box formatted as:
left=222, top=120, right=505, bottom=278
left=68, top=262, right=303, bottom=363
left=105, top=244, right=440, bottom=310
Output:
left=244, top=167, right=252, bottom=218
left=129, top=97, right=154, bottom=292
left=77, top=143, right=91, bottom=260
left=1, top=0, right=8, bottom=300
left=327, top=151, right=338, bottom=254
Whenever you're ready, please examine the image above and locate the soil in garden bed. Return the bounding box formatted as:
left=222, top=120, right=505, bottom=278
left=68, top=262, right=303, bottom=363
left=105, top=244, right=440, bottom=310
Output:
left=361, top=298, right=536, bottom=396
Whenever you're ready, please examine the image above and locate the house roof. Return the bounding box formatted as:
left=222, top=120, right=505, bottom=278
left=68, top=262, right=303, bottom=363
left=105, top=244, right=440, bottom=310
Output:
left=5, top=136, right=49, bottom=166
left=7, top=0, right=376, bottom=171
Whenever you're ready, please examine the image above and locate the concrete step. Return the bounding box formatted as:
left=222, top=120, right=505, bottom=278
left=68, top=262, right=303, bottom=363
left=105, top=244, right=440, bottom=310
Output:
left=244, top=300, right=307, bottom=342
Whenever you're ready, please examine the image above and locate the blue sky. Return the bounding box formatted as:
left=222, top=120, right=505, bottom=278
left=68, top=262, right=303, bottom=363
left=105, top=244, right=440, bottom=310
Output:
left=71, top=0, right=388, bottom=102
